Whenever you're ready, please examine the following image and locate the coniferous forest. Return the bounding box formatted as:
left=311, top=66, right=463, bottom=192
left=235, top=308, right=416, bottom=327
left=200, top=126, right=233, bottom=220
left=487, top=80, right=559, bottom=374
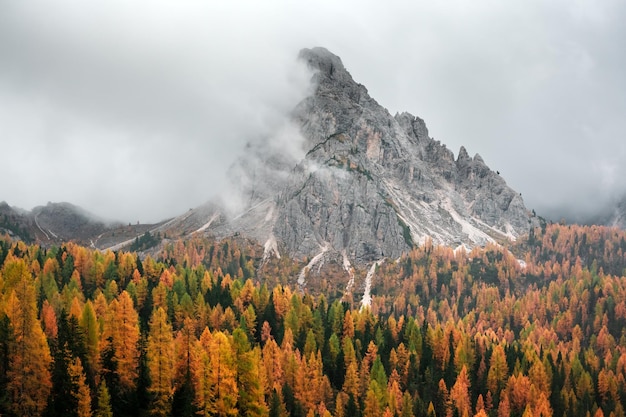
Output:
left=1, top=224, right=626, bottom=417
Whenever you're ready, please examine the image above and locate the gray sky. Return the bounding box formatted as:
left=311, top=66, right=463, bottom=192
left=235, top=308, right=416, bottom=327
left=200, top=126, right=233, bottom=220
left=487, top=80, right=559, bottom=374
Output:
left=1, top=1, right=625, bottom=223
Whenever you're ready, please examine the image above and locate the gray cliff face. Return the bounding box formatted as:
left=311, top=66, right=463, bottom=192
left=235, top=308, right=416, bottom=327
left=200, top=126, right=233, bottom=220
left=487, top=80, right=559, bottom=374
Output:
left=172, top=47, right=536, bottom=264
left=266, top=47, right=535, bottom=263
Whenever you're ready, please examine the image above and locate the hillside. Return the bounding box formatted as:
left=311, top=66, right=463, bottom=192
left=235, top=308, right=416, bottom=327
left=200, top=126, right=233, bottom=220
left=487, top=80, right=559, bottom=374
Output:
left=0, top=223, right=625, bottom=416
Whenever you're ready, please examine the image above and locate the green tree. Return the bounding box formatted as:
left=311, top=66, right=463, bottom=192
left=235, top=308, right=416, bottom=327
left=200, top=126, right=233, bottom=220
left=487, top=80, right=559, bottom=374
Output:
left=94, top=381, right=113, bottom=417
left=232, top=328, right=268, bottom=417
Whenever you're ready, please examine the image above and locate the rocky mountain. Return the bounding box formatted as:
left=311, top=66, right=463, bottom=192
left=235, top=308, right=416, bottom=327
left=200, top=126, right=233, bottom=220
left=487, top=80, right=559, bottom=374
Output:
left=158, top=47, right=537, bottom=268
left=2, top=47, right=537, bottom=275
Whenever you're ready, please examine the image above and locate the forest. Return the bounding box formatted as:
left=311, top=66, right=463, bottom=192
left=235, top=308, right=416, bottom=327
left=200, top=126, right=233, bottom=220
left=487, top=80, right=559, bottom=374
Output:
left=1, top=223, right=626, bottom=417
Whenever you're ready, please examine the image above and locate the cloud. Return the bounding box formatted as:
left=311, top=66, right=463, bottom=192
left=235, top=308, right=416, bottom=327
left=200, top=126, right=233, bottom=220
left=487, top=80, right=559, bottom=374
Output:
left=0, top=0, right=625, bottom=224
left=219, top=120, right=311, bottom=216
left=0, top=1, right=313, bottom=222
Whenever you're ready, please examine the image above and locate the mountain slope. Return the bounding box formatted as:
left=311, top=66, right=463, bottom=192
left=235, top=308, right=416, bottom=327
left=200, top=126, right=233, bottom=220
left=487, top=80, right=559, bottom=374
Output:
left=0, top=201, right=165, bottom=249
left=0, top=201, right=110, bottom=245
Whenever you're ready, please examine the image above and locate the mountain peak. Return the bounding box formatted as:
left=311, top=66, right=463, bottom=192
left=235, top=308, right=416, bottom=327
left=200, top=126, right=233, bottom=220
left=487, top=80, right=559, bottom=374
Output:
left=297, top=47, right=368, bottom=105
left=457, top=146, right=471, bottom=162
left=298, top=47, right=346, bottom=78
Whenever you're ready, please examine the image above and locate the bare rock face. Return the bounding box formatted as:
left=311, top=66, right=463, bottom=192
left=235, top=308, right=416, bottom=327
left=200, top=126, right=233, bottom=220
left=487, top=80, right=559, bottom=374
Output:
left=264, top=47, right=535, bottom=263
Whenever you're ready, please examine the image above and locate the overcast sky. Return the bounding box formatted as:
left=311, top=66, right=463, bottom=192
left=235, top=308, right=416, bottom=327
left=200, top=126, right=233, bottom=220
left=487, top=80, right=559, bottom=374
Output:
left=1, top=1, right=625, bottom=223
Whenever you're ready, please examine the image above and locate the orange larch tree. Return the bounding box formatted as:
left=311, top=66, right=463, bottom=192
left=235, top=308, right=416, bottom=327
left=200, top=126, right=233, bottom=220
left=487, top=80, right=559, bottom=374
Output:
left=3, top=258, right=52, bottom=417
left=105, top=290, right=140, bottom=392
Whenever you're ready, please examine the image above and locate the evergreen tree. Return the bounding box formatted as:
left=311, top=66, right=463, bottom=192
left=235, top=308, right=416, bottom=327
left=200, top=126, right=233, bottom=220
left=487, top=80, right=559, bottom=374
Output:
left=68, top=358, right=92, bottom=417
left=3, top=258, right=52, bottom=417
left=80, top=300, right=99, bottom=374
left=232, top=328, right=268, bottom=417
left=94, top=382, right=113, bottom=417
left=147, top=307, right=174, bottom=417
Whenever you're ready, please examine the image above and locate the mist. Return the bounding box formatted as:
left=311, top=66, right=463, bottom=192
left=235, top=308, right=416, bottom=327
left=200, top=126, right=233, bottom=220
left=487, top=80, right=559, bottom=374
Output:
left=1, top=1, right=625, bottom=224
left=0, top=1, right=313, bottom=223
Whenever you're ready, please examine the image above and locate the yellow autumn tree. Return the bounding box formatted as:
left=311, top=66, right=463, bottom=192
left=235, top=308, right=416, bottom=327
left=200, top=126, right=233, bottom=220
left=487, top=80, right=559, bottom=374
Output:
left=209, top=331, right=239, bottom=416
left=94, top=381, right=113, bottom=417
left=487, top=344, right=509, bottom=398
left=3, top=258, right=52, bottom=417
left=104, top=290, right=140, bottom=392
left=147, top=306, right=175, bottom=417
left=193, top=327, right=213, bottom=416
left=193, top=329, right=238, bottom=416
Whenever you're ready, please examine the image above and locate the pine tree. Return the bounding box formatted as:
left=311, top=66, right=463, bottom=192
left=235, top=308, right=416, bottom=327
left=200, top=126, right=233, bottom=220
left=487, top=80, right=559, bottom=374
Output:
left=232, top=328, right=268, bottom=417
left=400, top=392, right=413, bottom=417
left=3, top=258, right=52, bottom=417
left=80, top=300, right=99, bottom=373
left=41, top=299, right=58, bottom=340
left=262, top=338, right=284, bottom=393
left=209, top=331, right=238, bottom=416
left=94, top=381, right=113, bottom=417
left=450, top=365, right=471, bottom=417
left=487, top=344, right=509, bottom=400
left=363, top=381, right=381, bottom=417
left=193, top=328, right=213, bottom=416
left=268, top=389, right=288, bottom=417
left=193, top=329, right=239, bottom=416
left=172, top=318, right=197, bottom=417
left=112, top=290, right=140, bottom=391
left=342, top=360, right=360, bottom=401
left=69, top=357, right=92, bottom=417
left=147, top=307, right=174, bottom=417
